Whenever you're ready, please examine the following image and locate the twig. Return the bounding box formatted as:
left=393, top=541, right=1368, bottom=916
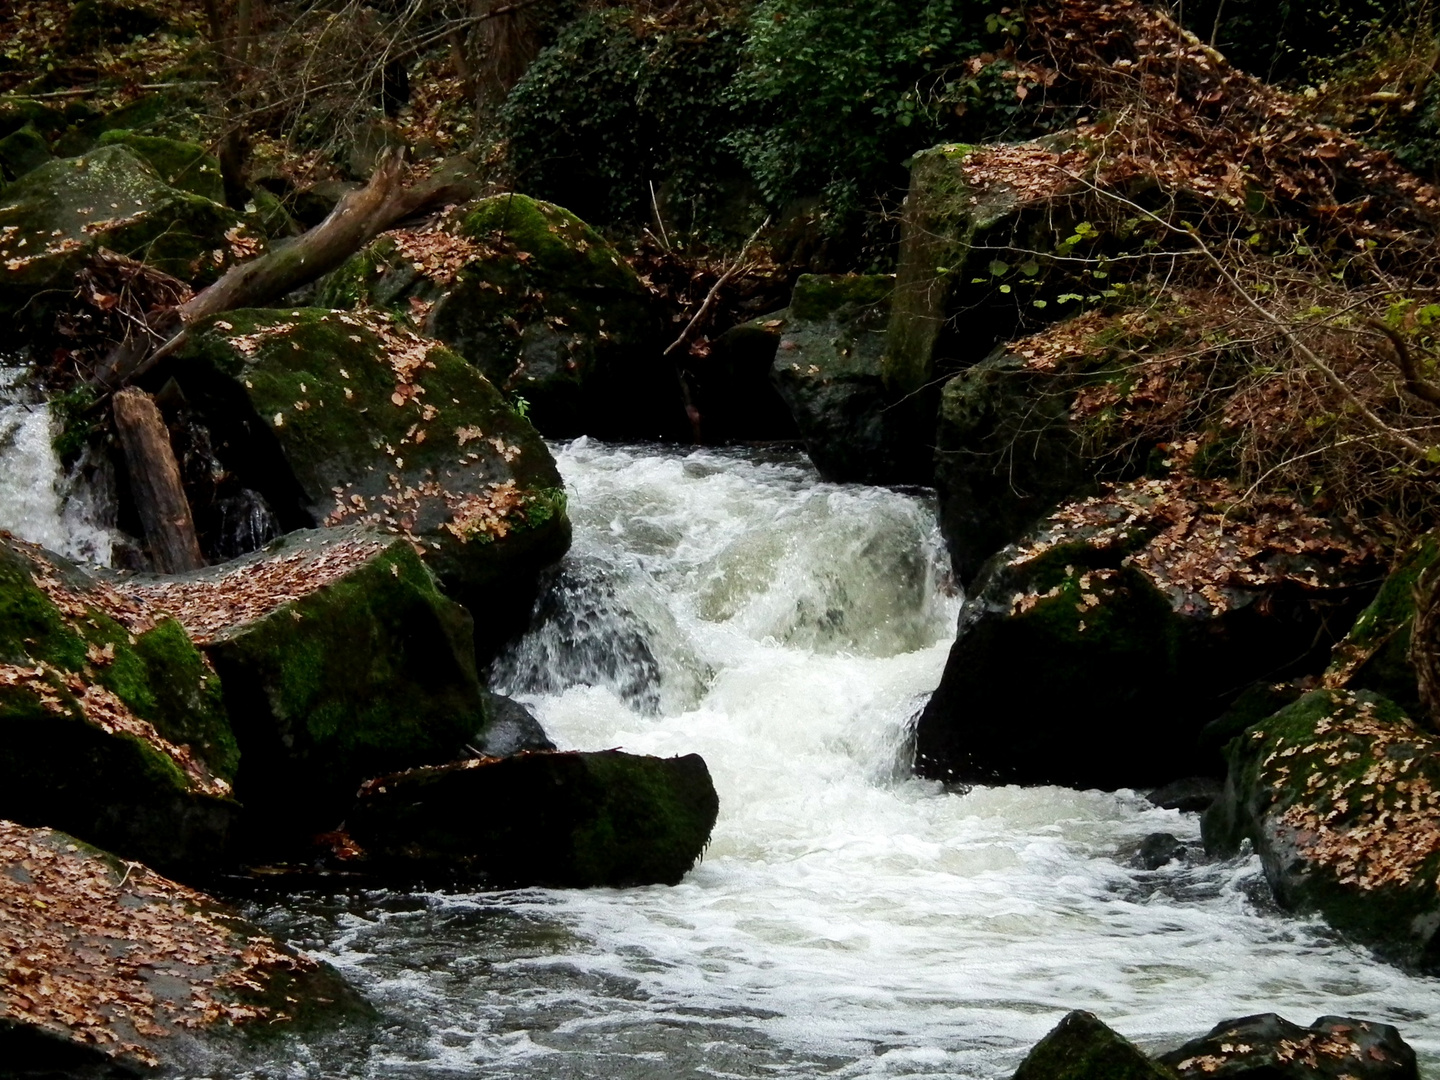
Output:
left=663, top=216, right=770, bottom=358
left=1367, top=318, right=1440, bottom=407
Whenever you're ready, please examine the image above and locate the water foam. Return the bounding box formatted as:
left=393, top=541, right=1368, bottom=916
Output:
left=249, top=440, right=1440, bottom=1079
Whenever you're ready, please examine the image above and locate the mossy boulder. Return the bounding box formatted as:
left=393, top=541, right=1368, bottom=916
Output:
left=887, top=137, right=1087, bottom=397
left=117, top=527, right=489, bottom=845
left=318, top=193, right=669, bottom=438
left=95, top=129, right=224, bottom=202
left=0, top=536, right=237, bottom=872
left=1203, top=689, right=1440, bottom=971
left=1011, top=1011, right=1175, bottom=1080
left=1156, top=1013, right=1418, bottom=1080
left=935, top=349, right=1089, bottom=584
left=914, top=478, right=1374, bottom=790
left=0, top=819, right=371, bottom=1076
left=770, top=274, right=930, bottom=484
left=163, top=307, right=570, bottom=654
left=0, top=125, right=50, bottom=182
left=347, top=749, right=719, bottom=887
left=689, top=310, right=797, bottom=444
left=1323, top=534, right=1438, bottom=718
left=0, top=144, right=254, bottom=337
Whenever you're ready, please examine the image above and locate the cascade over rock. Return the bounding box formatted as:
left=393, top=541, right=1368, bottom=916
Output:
left=0, top=536, right=237, bottom=873
left=915, top=477, right=1374, bottom=789
left=318, top=193, right=669, bottom=438
left=0, top=820, right=371, bottom=1076
left=770, top=274, right=929, bottom=484
left=163, top=306, right=570, bottom=655
left=116, top=527, right=487, bottom=845
left=1204, top=689, right=1440, bottom=971
left=347, top=749, right=720, bottom=887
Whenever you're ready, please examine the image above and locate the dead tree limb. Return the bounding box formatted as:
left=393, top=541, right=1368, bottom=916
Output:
left=1411, top=560, right=1440, bottom=733
left=1367, top=318, right=1440, bottom=408
left=95, top=149, right=474, bottom=388
left=112, top=388, right=206, bottom=575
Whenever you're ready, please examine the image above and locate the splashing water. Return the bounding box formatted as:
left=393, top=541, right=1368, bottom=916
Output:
left=229, top=440, right=1439, bottom=1079
left=0, top=365, right=115, bottom=564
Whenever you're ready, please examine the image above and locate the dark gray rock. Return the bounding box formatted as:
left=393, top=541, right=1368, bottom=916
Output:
left=476, top=691, right=555, bottom=757
left=1157, top=1013, right=1418, bottom=1080
left=1146, top=777, right=1223, bottom=814
left=1010, top=1010, right=1175, bottom=1080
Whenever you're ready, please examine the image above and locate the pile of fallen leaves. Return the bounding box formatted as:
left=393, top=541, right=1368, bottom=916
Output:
left=119, top=532, right=390, bottom=643
left=1009, top=473, right=1376, bottom=616
left=0, top=819, right=313, bottom=1068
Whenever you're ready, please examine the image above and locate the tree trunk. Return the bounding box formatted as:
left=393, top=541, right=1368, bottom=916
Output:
left=112, top=388, right=205, bottom=575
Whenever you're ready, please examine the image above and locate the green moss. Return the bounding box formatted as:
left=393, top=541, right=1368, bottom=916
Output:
left=789, top=273, right=892, bottom=322
left=0, top=125, right=51, bottom=181
left=132, top=618, right=237, bottom=778
left=1012, top=1011, right=1177, bottom=1080
left=96, top=130, right=224, bottom=202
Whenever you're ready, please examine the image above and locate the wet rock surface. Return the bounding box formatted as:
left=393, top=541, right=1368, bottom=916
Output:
left=1157, top=1013, right=1419, bottom=1080
left=0, top=820, right=371, bottom=1076
left=915, top=477, right=1374, bottom=790
left=1010, top=1010, right=1175, bottom=1080
left=1204, top=689, right=1440, bottom=971
left=116, top=526, right=486, bottom=845
left=165, top=306, right=571, bottom=653
left=347, top=749, right=720, bottom=887
left=0, top=536, right=237, bottom=873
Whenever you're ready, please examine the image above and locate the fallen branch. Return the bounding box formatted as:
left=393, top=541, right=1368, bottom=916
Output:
left=112, top=388, right=205, bottom=575
left=1367, top=318, right=1440, bottom=408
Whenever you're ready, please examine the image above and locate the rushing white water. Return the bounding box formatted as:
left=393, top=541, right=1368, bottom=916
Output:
left=0, top=365, right=114, bottom=565
left=240, top=440, right=1440, bottom=1080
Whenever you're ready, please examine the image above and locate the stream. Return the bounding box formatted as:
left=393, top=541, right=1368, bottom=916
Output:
left=2, top=398, right=1438, bottom=1078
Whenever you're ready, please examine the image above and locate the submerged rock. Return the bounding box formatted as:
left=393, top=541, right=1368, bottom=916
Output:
left=165, top=307, right=570, bottom=653
left=0, top=820, right=371, bottom=1076
left=0, top=144, right=253, bottom=335
left=1010, top=1010, right=1174, bottom=1080
left=318, top=193, right=668, bottom=438
left=117, top=527, right=486, bottom=845
left=1203, top=689, right=1440, bottom=971
left=915, top=477, right=1373, bottom=790
left=347, top=749, right=720, bottom=887
left=1156, top=1013, right=1419, bottom=1080
left=770, top=273, right=929, bottom=484
left=0, top=536, right=237, bottom=872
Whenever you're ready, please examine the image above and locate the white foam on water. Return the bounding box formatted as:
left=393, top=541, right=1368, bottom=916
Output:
left=258, top=440, right=1440, bottom=1079
left=0, top=366, right=114, bottom=565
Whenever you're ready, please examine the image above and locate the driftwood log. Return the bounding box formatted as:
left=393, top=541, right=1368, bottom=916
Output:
left=111, top=388, right=205, bottom=574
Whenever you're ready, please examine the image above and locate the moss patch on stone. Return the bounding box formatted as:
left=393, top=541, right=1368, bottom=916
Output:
left=1204, top=688, right=1440, bottom=971
left=96, top=129, right=224, bottom=202
left=1012, top=1011, right=1177, bottom=1080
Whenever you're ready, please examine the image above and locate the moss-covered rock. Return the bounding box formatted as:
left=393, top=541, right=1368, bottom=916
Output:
left=118, top=527, right=489, bottom=844
left=0, top=819, right=372, bottom=1075
left=1323, top=534, right=1438, bottom=718
left=0, top=145, right=254, bottom=337
left=887, top=137, right=1086, bottom=397
left=1203, top=689, right=1440, bottom=971
left=0, top=125, right=50, bottom=182
left=96, top=129, right=224, bottom=202
left=1011, top=1011, right=1176, bottom=1080
left=1156, top=1013, right=1418, bottom=1080
left=0, top=536, right=236, bottom=872
left=770, top=273, right=930, bottom=484
left=914, top=477, right=1375, bottom=790
left=935, top=349, right=1089, bottom=584
left=163, top=307, right=570, bottom=653
left=690, top=310, right=797, bottom=444
left=318, top=193, right=668, bottom=438
left=347, top=749, right=719, bottom=887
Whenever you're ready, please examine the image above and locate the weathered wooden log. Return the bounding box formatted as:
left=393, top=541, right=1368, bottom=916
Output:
left=111, top=387, right=205, bottom=574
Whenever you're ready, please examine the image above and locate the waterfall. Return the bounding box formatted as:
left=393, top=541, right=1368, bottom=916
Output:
left=0, top=365, right=116, bottom=565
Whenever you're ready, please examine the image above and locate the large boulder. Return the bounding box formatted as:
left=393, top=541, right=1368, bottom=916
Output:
left=163, top=307, right=570, bottom=653
left=318, top=193, right=669, bottom=438
left=1203, top=689, right=1440, bottom=971
left=690, top=311, right=798, bottom=444
left=770, top=274, right=930, bottom=484
left=885, top=137, right=1088, bottom=399
left=117, top=527, right=487, bottom=845
left=346, top=749, right=720, bottom=887
left=1323, top=534, right=1439, bottom=719
left=94, top=129, right=225, bottom=202
left=1157, top=1013, right=1418, bottom=1080
left=0, top=536, right=237, bottom=872
left=0, top=820, right=370, bottom=1076
left=1010, top=1011, right=1175, bottom=1080
left=0, top=144, right=254, bottom=335
left=914, top=477, right=1375, bottom=790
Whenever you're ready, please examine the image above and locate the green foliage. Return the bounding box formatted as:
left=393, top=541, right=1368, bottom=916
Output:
left=500, top=10, right=748, bottom=231
left=726, top=0, right=1031, bottom=225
